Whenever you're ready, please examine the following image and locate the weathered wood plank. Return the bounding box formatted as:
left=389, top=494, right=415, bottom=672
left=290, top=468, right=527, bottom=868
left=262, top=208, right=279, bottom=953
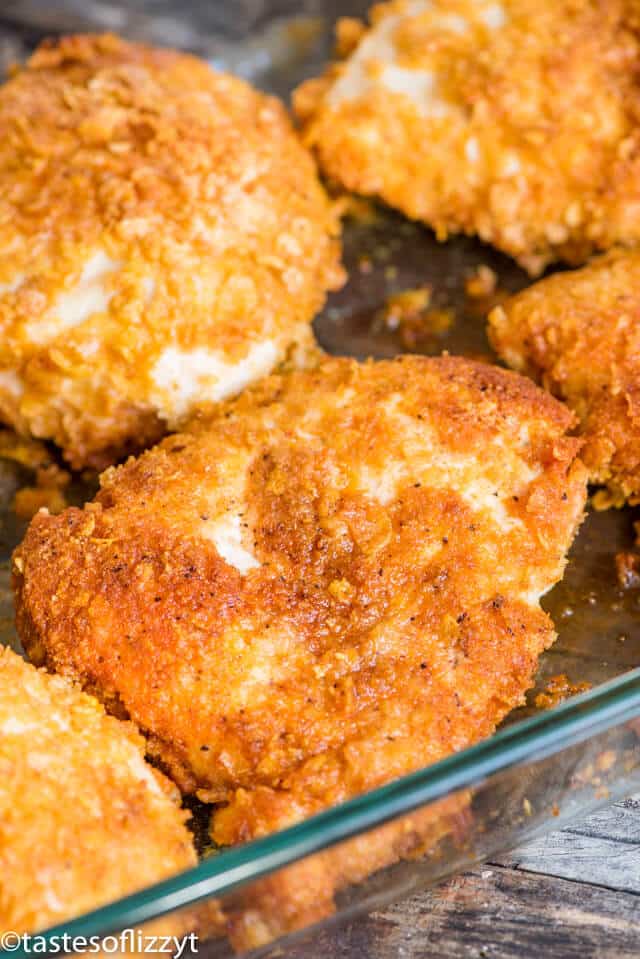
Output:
left=286, top=866, right=640, bottom=959
left=492, top=796, right=640, bottom=893
left=561, top=796, right=640, bottom=843
left=282, top=800, right=640, bottom=958
left=493, top=832, right=640, bottom=894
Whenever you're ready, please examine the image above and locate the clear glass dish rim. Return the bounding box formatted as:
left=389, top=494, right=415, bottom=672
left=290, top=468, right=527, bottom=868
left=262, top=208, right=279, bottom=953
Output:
left=18, top=665, right=640, bottom=954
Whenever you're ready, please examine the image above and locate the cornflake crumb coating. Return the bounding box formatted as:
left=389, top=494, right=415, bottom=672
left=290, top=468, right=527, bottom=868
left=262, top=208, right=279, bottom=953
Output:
left=14, top=355, right=587, bottom=945
left=489, top=249, right=640, bottom=507
left=295, top=0, right=640, bottom=274
left=0, top=34, right=343, bottom=469
left=0, top=646, right=206, bottom=938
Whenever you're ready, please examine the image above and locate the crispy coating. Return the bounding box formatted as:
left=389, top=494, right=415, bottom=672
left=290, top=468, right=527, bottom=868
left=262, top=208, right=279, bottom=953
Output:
left=13, top=355, right=587, bottom=942
left=488, top=250, right=640, bottom=506
left=0, top=34, right=343, bottom=469
left=295, top=0, right=640, bottom=274
left=0, top=646, right=199, bottom=936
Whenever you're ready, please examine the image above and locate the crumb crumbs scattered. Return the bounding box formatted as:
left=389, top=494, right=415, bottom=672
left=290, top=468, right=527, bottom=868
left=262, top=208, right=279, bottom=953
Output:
left=465, top=265, right=497, bottom=299
left=13, top=464, right=71, bottom=520
left=615, top=551, right=640, bottom=589
left=592, top=488, right=626, bottom=510
left=535, top=674, right=591, bottom=710
left=379, top=286, right=453, bottom=349
left=383, top=287, right=432, bottom=328
left=463, top=266, right=510, bottom=318
left=0, top=428, right=71, bottom=520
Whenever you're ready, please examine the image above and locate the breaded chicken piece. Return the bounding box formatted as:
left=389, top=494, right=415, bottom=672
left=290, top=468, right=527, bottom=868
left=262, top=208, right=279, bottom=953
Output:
left=13, top=356, right=586, bottom=943
left=0, top=35, right=343, bottom=470
left=295, top=0, right=640, bottom=275
left=489, top=250, right=640, bottom=507
left=0, top=646, right=200, bottom=937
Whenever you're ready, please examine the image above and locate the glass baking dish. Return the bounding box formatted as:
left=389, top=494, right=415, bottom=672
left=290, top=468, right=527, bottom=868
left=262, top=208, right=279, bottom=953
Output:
left=1, top=2, right=640, bottom=956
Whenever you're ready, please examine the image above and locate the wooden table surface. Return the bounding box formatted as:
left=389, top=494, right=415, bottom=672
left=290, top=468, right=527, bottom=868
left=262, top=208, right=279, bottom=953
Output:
left=2, top=4, right=639, bottom=957
left=281, top=796, right=640, bottom=959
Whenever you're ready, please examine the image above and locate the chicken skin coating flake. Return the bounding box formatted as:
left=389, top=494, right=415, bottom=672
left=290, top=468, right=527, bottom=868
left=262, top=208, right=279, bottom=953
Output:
left=0, top=646, right=199, bottom=937
left=489, top=249, right=640, bottom=507
left=294, top=0, right=640, bottom=274
left=15, top=355, right=586, bottom=804
left=0, top=34, right=343, bottom=469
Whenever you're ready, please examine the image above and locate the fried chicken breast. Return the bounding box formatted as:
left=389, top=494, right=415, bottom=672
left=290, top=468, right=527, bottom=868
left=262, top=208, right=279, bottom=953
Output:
left=294, top=0, right=640, bottom=274
left=12, top=354, right=586, bottom=944
left=0, top=34, right=342, bottom=470
left=14, top=354, right=586, bottom=791
left=488, top=250, right=640, bottom=507
left=0, top=646, right=198, bottom=936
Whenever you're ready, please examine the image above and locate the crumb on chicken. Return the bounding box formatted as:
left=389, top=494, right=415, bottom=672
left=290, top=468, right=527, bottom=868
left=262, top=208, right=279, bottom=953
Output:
left=465, top=266, right=498, bottom=299
left=0, top=33, right=343, bottom=469
left=489, top=248, right=640, bottom=505
left=0, top=646, right=205, bottom=938
left=295, top=0, right=640, bottom=274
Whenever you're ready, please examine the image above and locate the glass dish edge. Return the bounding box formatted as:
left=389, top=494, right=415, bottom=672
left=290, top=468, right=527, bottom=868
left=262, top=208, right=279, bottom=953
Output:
left=13, top=665, right=640, bottom=955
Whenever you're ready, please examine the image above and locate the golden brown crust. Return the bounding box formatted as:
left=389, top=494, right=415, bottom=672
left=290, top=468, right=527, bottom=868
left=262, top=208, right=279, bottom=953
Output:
left=488, top=249, right=640, bottom=505
left=13, top=354, right=587, bottom=944
left=14, top=355, right=586, bottom=795
left=0, top=34, right=343, bottom=469
left=295, top=0, right=640, bottom=274
left=0, top=646, right=198, bottom=935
